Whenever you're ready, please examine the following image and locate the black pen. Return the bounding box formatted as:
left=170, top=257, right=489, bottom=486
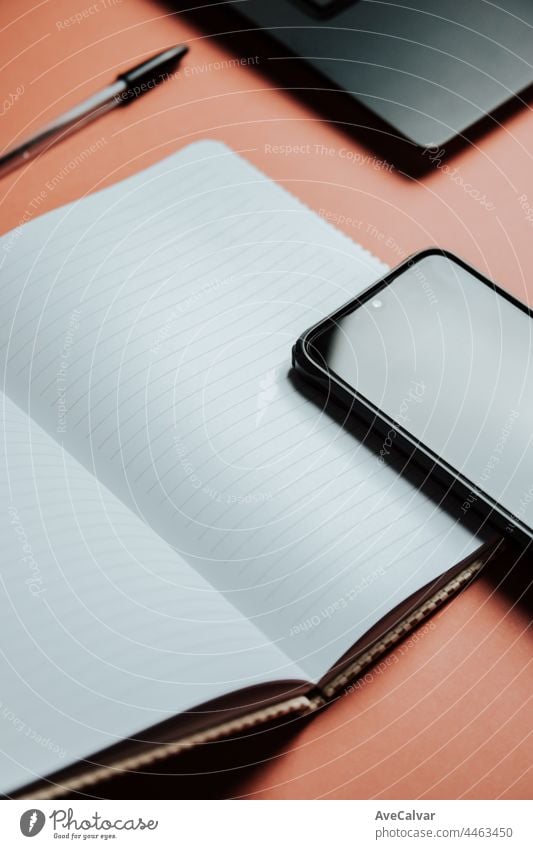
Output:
left=0, top=44, right=189, bottom=179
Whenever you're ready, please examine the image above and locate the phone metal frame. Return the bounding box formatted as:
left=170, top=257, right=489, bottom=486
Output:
left=293, top=247, right=533, bottom=544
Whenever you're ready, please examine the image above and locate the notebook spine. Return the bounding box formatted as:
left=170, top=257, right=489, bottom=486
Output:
left=22, top=694, right=318, bottom=800
left=321, top=557, right=486, bottom=699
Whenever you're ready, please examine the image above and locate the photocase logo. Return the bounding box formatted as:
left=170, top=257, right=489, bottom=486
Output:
left=20, top=809, right=46, bottom=837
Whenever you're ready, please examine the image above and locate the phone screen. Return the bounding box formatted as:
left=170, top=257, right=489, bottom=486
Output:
left=307, top=253, right=533, bottom=533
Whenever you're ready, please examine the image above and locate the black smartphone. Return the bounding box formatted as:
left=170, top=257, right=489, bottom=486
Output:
left=293, top=248, right=533, bottom=545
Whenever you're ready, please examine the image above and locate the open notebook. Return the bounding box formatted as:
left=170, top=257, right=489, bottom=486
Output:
left=0, top=140, right=488, bottom=798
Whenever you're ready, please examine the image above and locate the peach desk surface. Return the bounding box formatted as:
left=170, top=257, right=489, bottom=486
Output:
left=0, top=0, right=531, bottom=800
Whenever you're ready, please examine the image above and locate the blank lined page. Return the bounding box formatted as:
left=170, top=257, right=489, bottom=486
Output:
left=0, top=395, right=303, bottom=796
left=0, top=140, right=484, bottom=683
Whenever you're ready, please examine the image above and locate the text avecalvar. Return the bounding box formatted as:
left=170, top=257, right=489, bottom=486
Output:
left=375, top=810, right=436, bottom=821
